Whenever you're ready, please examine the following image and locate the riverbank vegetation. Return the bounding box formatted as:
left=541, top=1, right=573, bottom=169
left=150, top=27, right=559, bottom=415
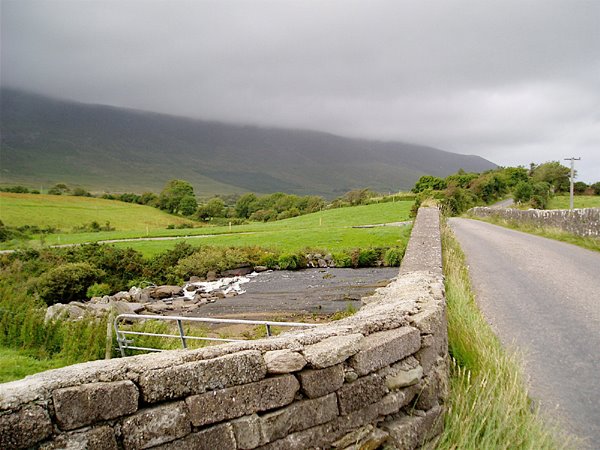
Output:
left=0, top=200, right=412, bottom=382
left=438, top=222, right=572, bottom=449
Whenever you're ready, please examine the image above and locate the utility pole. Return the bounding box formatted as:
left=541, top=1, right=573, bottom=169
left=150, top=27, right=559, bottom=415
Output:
left=564, top=157, right=581, bottom=210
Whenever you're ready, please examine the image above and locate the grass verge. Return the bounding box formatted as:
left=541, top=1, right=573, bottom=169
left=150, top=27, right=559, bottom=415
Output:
left=469, top=215, right=600, bottom=253
left=436, top=221, right=571, bottom=449
left=0, top=346, right=70, bottom=383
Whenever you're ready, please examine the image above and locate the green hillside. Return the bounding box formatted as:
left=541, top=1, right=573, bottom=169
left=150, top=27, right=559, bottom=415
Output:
left=1, top=89, right=497, bottom=196
left=0, top=193, right=196, bottom=231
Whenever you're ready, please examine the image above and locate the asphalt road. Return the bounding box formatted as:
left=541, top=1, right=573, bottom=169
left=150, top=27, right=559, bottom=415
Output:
left=449, top=218, right=600, bottom=448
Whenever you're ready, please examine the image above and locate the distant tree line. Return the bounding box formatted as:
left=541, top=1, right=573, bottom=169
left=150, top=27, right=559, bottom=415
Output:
left=411, top=161, right=600, bottom=215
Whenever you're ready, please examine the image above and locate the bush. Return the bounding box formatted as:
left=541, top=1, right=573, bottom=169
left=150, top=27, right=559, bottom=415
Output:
left=358, top=249, right=380, bottom=267
left=513, top=181, right=533, bottom=204
left=384, top=247, right=405, bottom=266
left=172, top=247, right=251, bottom=281
left=86, top=282, right=112, bottom=298
left=278, top=253, right=301, bottom=270
left=34, top=262, right=104, bottom=305
left=258, top=253, right=279, bottom=269
left=333, top=252, right=353, bottom=268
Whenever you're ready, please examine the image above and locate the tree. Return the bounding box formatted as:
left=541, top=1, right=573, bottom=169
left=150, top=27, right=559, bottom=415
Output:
left=197, top=197, right=226, bottom=220
left=513, top=181, right=533, bottom=204
left=412, top=176, right=447, bottom=193
left=178, top=194, right=198, bottom=216
left=591, top=182, right=600, bottom=195
left=158, top=180, right=196, bottom=214
left=48, top=183, right=70, bottom=195
left=573, top=181, right=588, bottom=194
left=499, top=166, right=529, bottom=188
left=235, top=193, right=259, bottom=218
left=530, top=182, right=552, bottom=209
left=531, top=161, right=570, bottom=193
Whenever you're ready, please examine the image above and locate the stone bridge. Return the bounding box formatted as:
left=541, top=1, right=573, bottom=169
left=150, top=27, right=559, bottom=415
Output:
left=0, top=207, right=448, bottom=450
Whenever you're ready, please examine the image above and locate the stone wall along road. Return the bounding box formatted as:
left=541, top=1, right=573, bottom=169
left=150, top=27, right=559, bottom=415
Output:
left=469, top=206, right=600, bottom=237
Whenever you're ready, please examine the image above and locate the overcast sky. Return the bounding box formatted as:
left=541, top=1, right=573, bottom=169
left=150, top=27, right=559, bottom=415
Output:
left=2, top=0, right=599, bottom=182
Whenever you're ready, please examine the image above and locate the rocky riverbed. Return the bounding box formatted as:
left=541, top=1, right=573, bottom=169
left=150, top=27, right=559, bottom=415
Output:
left=45, top=267, right=400, bottom=322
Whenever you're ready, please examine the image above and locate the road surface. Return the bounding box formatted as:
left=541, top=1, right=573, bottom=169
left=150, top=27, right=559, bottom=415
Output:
left=449, top=218, right=600, bottom=448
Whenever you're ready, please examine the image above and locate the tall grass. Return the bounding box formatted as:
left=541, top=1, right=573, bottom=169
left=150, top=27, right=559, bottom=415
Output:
left=436, top=222, right=571, bottom=449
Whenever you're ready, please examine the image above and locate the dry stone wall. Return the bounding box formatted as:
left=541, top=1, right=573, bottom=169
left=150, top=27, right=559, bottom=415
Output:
left=0, top=207, right=448, bottom=450
left=469, top=206, right=600, bottom=237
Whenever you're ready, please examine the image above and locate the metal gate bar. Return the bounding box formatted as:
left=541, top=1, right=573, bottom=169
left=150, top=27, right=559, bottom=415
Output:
left=114, top=313, right=317, bottom=356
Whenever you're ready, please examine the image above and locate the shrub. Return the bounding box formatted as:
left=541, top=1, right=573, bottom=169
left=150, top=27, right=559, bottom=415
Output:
left=34, top=262, right=104, bottom=305
left=172, top=247, right=251, bottom=281
left=384, top=247, right=405, bottom=266
left=86, top=282, right=112, bottom=298
left=279, top=253, right=300, bottom=270
left=513, top=181, right=533, bottom=204
left=259, top=254, right=279, bottom=269
left=358, top=249, right=379, bottom=267
left=333, top=252, right=353, bottom=268
left=68, top=244, right=145, bottom=292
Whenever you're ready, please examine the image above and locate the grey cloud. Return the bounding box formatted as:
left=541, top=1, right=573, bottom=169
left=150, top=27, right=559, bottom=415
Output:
left=2, top=0, right=599, bottom=181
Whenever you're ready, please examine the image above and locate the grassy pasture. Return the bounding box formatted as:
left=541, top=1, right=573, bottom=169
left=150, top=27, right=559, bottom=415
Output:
left=113, top=226, right=412, bottom=257
left=548, top=195, right=600, bottom=209
left=0, top=195, right=413, bottom=253
left=0, top=192, right=195, bottom=231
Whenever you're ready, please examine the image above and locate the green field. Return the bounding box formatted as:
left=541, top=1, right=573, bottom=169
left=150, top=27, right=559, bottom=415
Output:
left=0, top=192, right=195, bottom=231
left=549, top=195, right=600, bottom=209
left=0, top=195, right=414, bottom=255
left=114, top=226, right=411, bottom=257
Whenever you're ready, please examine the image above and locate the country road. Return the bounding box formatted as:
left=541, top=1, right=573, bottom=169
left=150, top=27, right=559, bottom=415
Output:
left=449, top=218, right=600, bottom=448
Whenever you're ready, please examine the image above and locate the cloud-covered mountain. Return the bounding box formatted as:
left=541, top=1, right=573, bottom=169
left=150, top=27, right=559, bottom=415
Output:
left=0, top=89, right=496, bottom=196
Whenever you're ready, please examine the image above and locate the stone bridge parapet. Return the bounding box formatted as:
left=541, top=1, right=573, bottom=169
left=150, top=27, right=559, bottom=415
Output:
left=0, top=207, right=448, bottom=450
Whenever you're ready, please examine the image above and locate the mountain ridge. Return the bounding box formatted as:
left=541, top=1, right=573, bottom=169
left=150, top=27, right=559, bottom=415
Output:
left=0, top=88, right=496, bottom=196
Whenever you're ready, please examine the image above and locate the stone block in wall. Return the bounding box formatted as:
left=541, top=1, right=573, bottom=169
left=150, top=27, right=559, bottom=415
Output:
left=377, top=384, right=421, bottom=416
left=259, top=393, right=339, bottom=443
left=336, top=427, right=388, bottom=450
left=302, top=333, right=363, bottom=369
left=383, top=360, right=423, bottom=390
left=186, top=375, right=299, bottom=427
left=138, top=350, right=266, bottom=403
left=151, top=423, right=236, bottom=450
left=264, top=349, right=306, bottom=374
left=297, top=364, right=344, bottom=399
left=39, top=426, right=117, bottom=450
left=409, top=305, right=447, bottom=336
left=231, top=414, right=263, bottom=449
left=336, top=373, right=387, bottom=415
left=415, top=358, right=449, bottom=411
left=381, top=405, right=443, bottom=450
left=0, top=405, right=53, bottom=449
left=120, top=401, right=191, bottom=450
left=53, top=380, right=138, bottom=430
left=415, top=332, right=447, bottom=374
left=258, top=396, right=382, bottom=450
left=348, top=327, right=421, bottom=376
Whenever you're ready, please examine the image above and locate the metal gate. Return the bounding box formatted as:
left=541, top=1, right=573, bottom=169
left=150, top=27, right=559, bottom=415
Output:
left=113, top=313, right=317, bottom=356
